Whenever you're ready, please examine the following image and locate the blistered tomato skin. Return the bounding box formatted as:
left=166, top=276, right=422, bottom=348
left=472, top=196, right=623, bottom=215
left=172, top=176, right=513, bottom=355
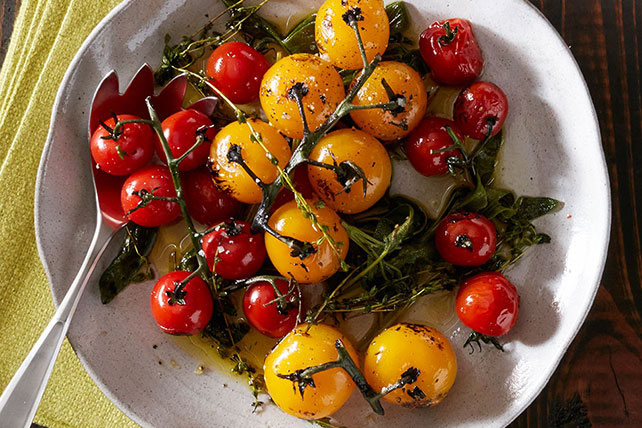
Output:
left=121, top=165, right=180, bottom=227
left=405, top=117, right=464, bottom=176
left=364, top=323, right=457, bottom=407
left=243, top=279, right=299, bottom=338
left=315, top=0, right=389, bottom=70
left=150, top=271, right=214, bottom=336
left=90, top=114, right=156, bottom=176
left=201, top=220, right=266, bottom=280
left=265, top=200, right=349, bottom=284
left=308, top=128, right=391, bottom=213
left=264, top=324, right=358, bottom=419
left=209, top=119, right=292, bottom=204
left=159, top=109, right=216, bottom=171
left=435, top=211, right=497, bottom=266
left=206, top=41, right=270, bottom=105
left=454, top=81, right=509, bottom=139
left=419, top=18, right=483, bottom=86
left=260, top=53, right=345, bottom=139
left=456, top=272, right=519, bottom=336
left=349, top=61, right=427, bottom=141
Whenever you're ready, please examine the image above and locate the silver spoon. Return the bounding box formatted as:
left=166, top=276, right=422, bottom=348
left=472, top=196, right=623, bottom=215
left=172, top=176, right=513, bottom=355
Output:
left=0, top=64, right=216, bottom=428
left=0, top=66, right=143, bottom=428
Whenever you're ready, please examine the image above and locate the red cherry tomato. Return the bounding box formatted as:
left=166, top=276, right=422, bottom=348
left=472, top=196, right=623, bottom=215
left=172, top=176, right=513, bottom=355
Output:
left=435, top=211, right=497, bottom=266
left=121, top=165, right=181, bottom=227
left=419, top=18, right=483, bottom=86
left=150, top=270, right=214, bottom=335
left=243, top=279, right=299, bottom=338
left=454, top=81, right=509, bottom=140
left=456, top=272, right=519, bottom=336
left=405, top=117, right=463, bottom=176
left=206, top=41, right=270, bottom=105
left=159, top=109, right=216, bottom=171
left=90, top=114, right=156, bottom=176
left=272, top=165, right=316, bottom=212
left=182, top=166, right=241, bottom=225
left=201, top=219, right=266, bottom=280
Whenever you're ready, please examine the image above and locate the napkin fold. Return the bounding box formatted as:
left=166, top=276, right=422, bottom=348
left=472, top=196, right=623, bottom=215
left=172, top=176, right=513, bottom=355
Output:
left=0, top=1, right=137, bottom=427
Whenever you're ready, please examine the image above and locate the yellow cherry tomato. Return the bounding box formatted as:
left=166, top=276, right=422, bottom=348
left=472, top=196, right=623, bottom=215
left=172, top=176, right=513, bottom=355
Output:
left=260, top=54, right=345, bottom=139
left=307, top=128, right=391, bottom=214
left=209, top=119, right=292, bottom=204
left=315, top=0, right=389, bottom=70
left=265, top=199, right=348, bottom=284
left=264, top=323, right=358, bottom=420
left=350, top=61, right=428, bottom=141
left=364, top=323, right=457, bottom=407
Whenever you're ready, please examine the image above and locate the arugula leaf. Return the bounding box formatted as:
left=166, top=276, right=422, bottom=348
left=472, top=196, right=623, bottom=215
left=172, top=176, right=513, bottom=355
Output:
left=484, top=188, right=516, bottom=220
left=454, top=175, right=488, bottom=212
left=473, top=130, right=505, bottom=186
left=380, top=3, right=428, bottom=74
left=203, top=303, right=249, bottom=351
left=516, top=196, right=562, bottom=220
left=382, top=33, right=428, bottom=75
left=223, top=0, right=283, bottom=42
left=385, top=1, right=410, bottom=34
left=283, top=13, right=318, bottom=54
left=99, top=223, right=158, bottom=304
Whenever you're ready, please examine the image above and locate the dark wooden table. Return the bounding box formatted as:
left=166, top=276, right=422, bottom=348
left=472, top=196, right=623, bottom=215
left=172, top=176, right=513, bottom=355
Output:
left=1, top=0, right=640, bottom=427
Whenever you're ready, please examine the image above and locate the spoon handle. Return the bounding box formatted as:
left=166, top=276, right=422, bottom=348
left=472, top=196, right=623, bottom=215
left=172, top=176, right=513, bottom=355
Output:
left=0, top=221, right=116, bottom=428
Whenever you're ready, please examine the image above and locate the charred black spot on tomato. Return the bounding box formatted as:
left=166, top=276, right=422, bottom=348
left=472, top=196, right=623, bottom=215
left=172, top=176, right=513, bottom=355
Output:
left=455, top=234, right=474, bottom=252
left=402, top=323, right=433, bottom=335
left=315, top=179, right=336, bottom=201
left=407, top=385, right=427, bottom=401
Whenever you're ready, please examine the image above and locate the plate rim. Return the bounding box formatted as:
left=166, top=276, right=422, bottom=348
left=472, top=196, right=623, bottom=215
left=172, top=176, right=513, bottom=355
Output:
left=33, top=0, right=611, bottom=427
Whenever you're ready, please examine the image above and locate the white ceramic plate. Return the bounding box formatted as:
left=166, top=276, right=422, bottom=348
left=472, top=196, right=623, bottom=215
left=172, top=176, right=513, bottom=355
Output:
left=34, top=1, right=609, bottom=427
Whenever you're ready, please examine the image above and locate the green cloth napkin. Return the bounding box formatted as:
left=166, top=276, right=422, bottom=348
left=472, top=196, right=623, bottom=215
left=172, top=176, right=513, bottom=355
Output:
left=0, top=1, right=138, bottom=427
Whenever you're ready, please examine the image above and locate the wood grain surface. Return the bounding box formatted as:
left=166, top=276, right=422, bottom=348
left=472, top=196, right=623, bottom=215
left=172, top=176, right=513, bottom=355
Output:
left=512, top=1, right=642, bottom=427
left=0, top=0, right=640, bottom=427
